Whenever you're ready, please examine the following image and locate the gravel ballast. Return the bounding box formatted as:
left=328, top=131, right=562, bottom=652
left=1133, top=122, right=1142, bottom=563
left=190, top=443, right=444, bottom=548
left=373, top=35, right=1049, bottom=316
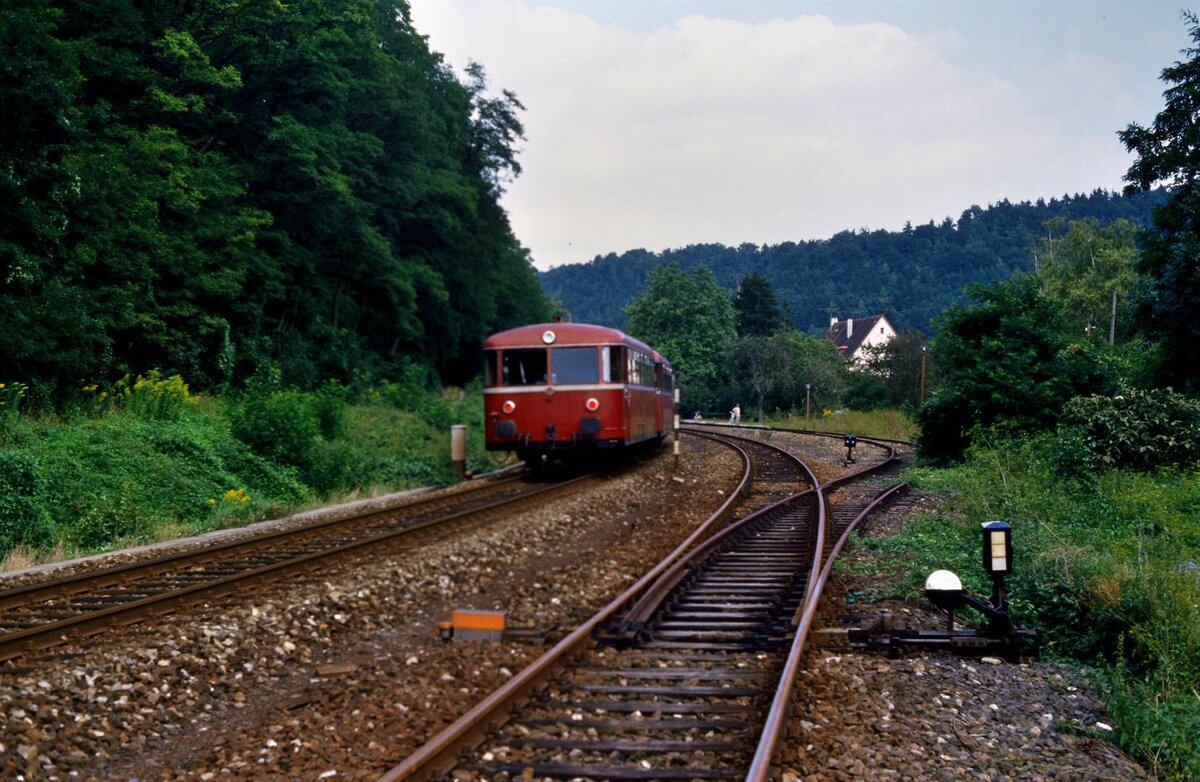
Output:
left=0, top=438, right=741, bottom=781
left=782, top=476, right=1148, bottom=782
left=0, top=431, right=1145, bottom=781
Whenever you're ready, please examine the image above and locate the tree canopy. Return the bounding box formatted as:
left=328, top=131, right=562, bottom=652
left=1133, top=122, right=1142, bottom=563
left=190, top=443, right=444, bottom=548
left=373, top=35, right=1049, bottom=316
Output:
left=542, top=190, right=1165, bottom=337
left=1033, top=218, right=1140, bottom=345
left=918, top=275, right=1118, bottom=463
left=734, top=272, right=784, bottom=337
left=1120, top=11, right=1200, bottom=391
left=625, top=263, right=736, bottom=412
left=0, top=0, right=550, bottom=403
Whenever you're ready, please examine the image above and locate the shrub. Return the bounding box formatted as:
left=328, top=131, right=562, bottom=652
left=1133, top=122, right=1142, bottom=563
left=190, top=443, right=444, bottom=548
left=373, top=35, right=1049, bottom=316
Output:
left=0, top=381, right=28, bottom=441
left=0, top=450, right=54, bottom=553
left=82, top=371, right=195, bottom=421
left=1058, top=389, right=1200, bottom=472
left=917, top=275, right=1118, bottom=463
left=230, top=389, right=323, bottom=474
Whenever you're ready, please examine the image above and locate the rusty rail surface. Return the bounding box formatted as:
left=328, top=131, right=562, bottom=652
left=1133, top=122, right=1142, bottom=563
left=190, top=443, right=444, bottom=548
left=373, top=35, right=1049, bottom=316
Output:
left=0, top=473, right=587, bottom=662
left=377, top=432, right=755, bottom=781
left=746, top=439, right=904, bottom=781
left=380, top=427, right=906, bottom=781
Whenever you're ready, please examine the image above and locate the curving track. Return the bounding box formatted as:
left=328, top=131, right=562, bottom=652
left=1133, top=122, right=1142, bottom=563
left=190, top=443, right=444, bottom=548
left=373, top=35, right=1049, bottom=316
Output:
left=383, top=428, right=909, bottom=781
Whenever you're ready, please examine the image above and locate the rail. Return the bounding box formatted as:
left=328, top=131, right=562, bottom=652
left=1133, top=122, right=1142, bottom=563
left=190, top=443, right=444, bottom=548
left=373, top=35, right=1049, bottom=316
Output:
left=0, top=474, right=583, bottom=662
left=746, top=438, right=903, bottom=781
left=377, top=431, right=755, bottom=781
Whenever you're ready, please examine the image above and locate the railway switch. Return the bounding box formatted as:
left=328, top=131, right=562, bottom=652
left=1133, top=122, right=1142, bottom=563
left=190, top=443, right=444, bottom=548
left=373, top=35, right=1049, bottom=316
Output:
left=831, top=522, right=1036, bottom=661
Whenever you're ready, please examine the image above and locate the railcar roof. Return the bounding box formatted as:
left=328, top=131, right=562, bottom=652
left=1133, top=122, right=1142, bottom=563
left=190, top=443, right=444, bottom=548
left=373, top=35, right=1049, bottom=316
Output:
left=484, top=322, right=669, bottom=367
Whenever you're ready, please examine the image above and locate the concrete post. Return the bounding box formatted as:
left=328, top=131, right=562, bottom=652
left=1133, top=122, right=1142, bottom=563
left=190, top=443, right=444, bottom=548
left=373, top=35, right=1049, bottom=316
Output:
left=450, top=424, right=467, bottom=478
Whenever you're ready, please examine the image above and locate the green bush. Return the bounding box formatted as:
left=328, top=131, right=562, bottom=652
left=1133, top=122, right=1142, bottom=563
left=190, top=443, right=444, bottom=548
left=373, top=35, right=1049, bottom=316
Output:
left=230, top=389, right=323, bottom=474
left=0, top=450, right=54, bottom=550
left=0, top=381, right=28, bottom=440
left=1058, top=389, right=1200, bottom=472
left=917, top=275, right=1118, bottom=463
left=0, top=375, right=506, bottom=561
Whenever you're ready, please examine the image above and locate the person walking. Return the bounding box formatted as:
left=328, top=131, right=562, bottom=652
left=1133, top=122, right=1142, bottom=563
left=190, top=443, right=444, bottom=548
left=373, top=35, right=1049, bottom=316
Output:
left=730, top=404, right=741, bottom=424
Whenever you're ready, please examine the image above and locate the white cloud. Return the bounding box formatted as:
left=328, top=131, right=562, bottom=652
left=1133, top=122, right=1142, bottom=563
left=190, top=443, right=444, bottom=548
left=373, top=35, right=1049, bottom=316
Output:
left=411, top=1, right=1133, bottom=268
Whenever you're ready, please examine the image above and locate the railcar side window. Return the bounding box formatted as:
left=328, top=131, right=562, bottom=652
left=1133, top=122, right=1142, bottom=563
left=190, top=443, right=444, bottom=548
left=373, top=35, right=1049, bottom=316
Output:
left=552, top=347, right=599, bottom=384
left=607, top=346, right=625, bottom=383
left=627, top=350, right=654, bottom=386
left=656, top=363, right=674, bottom=393
left=501, top=349, right=548, bottom=385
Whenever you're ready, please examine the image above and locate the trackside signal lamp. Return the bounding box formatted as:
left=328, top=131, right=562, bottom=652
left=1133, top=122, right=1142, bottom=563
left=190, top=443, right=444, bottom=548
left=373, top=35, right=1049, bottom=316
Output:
left=982, top=520, right=1013, bottom=576
left=843, top=434, right=857, bottom=465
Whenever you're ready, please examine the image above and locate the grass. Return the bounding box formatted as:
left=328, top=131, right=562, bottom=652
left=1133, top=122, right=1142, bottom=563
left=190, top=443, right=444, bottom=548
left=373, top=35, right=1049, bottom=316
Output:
left=868, top=435, right=1200, bottom=781
left=0, top=380, right=508, bottom=569
left=766, top=407, right=918, bottom=441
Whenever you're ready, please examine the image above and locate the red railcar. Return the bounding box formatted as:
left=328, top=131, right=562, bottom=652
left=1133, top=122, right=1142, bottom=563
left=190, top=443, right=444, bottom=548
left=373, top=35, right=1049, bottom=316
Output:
left=483, top=323, right=676, bottom=464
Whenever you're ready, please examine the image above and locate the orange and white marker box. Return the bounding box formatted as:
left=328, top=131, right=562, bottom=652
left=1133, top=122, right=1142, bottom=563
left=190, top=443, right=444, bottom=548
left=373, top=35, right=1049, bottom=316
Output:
left=451, top=609, right=507, bottom=641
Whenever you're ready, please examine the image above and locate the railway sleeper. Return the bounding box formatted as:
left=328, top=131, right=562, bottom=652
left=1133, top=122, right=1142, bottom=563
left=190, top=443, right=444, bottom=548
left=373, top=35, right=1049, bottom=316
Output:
left=474, top=760, right=741, bottom=780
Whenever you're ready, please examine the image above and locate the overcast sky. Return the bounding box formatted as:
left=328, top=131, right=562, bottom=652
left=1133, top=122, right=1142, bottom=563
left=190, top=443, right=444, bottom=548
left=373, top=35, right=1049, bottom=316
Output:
left=410, top=1, right=1193, bottom=270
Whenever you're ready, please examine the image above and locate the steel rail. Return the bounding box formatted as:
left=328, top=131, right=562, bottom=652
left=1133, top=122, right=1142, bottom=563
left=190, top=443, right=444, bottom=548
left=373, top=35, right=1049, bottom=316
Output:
left=0, top=474, right=527, bottom=612
left=745, top=451, right=906, bottom=781
left=0, top=475, right=581, bottom=662
left=686, top=420, right=914, bottom=449
left=377, top=432, right=754, bottom=782
left=610, top=430, right=818, bottom=638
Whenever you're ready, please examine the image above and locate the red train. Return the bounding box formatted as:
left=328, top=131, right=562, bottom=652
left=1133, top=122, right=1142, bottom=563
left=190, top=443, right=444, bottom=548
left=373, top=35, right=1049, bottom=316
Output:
left=483, top=322, right=676, bottom=465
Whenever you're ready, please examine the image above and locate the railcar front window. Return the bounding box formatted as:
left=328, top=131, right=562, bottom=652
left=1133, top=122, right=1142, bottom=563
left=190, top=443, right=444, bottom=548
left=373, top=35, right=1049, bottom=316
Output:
left=501, top=349, right=548, bottom=386
left=483, top=350, right=499, bottom=387
left=552, top=347, right=599, bottom=384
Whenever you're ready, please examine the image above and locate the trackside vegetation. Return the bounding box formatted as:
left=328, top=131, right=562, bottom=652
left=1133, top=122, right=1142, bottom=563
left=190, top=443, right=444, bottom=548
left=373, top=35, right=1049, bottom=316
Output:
left=0, top=371, right=506, bottom=568
left=0, top=0, right=551, bottom=404
left=863, top=426, right=1200, bottom=780
left=848, top=17, right=1200, bottom=773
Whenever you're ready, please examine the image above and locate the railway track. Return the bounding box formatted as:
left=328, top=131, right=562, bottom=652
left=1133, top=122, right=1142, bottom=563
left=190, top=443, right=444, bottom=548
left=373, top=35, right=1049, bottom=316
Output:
left=0, top=471, right=595, bottom=663
left=383, top=429, right=907, bottom=781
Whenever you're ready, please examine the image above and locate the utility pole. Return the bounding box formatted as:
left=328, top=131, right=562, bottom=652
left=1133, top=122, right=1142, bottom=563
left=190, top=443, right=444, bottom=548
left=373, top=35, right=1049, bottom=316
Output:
left=920, top=347, right=928, bottom=404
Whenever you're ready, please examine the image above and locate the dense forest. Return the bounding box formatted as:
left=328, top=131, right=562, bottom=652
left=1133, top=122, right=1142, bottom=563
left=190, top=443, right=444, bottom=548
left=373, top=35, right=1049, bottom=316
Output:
left=541, top=189, right=1166, bottom=335
left=0, top=0, right=551, bottom=405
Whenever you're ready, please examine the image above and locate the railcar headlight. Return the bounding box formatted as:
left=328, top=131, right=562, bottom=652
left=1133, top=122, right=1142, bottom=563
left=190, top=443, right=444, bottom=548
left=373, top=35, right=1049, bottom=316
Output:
left=501, top=400, right=516, bottom=414
left=585, top=397, right=600, bottom=412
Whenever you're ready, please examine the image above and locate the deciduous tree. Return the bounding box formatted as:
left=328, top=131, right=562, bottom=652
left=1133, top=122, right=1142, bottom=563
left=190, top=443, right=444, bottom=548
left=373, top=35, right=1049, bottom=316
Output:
left=1120, top=11, right=1200, bottom=390
left=625, top=263, right=736, bottom=411
left=918, top=275, right=1117, bottom=463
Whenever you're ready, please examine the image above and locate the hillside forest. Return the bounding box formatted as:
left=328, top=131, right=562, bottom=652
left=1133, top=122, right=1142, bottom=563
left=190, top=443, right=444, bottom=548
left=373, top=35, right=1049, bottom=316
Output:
left=541, top=188, right=1166, bottom=336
